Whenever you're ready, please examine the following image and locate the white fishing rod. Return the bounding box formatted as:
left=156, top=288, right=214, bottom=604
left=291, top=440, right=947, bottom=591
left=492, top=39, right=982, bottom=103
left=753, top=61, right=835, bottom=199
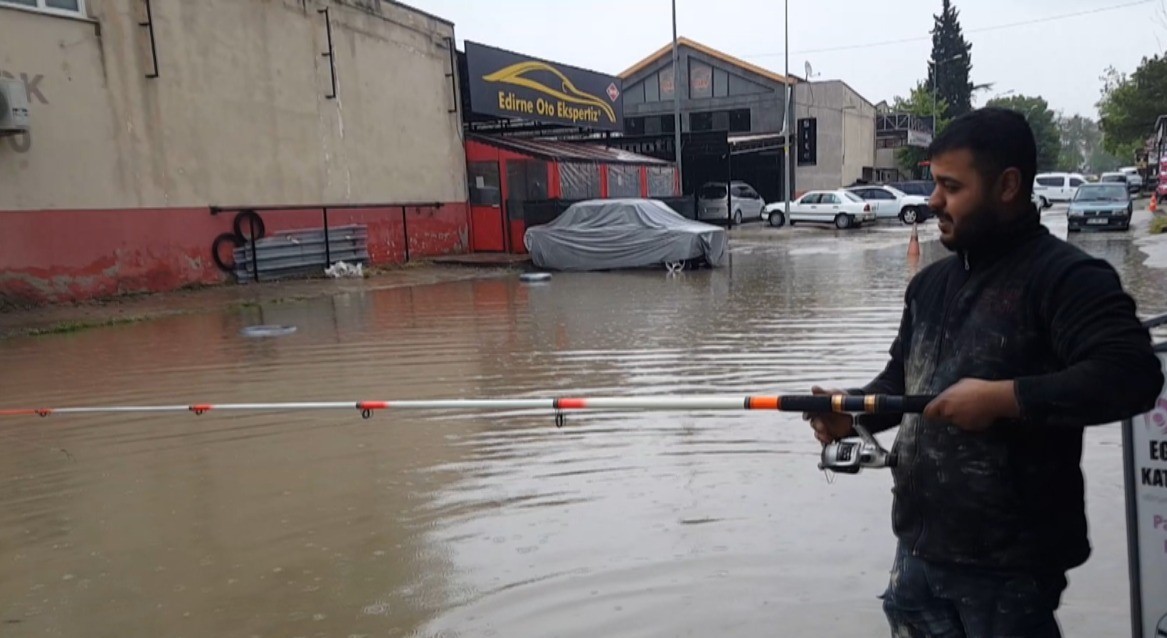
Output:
left=0, top=393, right=932, bottom=474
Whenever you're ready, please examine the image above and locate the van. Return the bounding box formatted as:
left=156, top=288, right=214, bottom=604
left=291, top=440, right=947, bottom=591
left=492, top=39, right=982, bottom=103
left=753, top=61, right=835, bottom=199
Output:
left=1033, top=172, right=1087, bottom=205
left=697, top=181, right=765, bottom=225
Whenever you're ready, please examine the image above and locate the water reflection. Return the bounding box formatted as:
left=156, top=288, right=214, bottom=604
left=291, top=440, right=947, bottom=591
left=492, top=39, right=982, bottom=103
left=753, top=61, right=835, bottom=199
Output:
left=0, top=222, right=1161, bottom=637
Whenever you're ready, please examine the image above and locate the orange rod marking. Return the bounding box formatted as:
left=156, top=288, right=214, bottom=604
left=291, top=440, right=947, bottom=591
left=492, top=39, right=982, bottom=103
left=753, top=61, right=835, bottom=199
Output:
left=189, top=404, right=213, bottom=414
left=357, top=401, right=389, bottom=410
left=747, top=396, right=780, bottom=410
left=556, top=398, right=587, bottom=409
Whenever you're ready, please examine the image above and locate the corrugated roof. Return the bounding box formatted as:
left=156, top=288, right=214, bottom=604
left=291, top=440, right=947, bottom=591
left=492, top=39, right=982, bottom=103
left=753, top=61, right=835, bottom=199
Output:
left=469, top=134, right=672, bottom=165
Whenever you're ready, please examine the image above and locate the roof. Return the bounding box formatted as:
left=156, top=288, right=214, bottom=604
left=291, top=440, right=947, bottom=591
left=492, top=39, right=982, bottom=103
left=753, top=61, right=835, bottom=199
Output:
left=619, top=37, right=796, bottom=86
left=468, top=134, right=672, bottom=165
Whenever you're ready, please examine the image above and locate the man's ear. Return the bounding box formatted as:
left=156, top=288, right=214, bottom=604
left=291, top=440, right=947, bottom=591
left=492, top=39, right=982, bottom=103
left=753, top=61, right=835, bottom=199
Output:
left=999, top=167, right=1023, bottom=204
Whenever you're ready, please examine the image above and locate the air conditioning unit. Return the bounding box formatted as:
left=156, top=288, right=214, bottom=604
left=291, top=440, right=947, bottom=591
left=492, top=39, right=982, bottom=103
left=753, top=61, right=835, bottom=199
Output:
left=0, top=77, right=30, bottom=135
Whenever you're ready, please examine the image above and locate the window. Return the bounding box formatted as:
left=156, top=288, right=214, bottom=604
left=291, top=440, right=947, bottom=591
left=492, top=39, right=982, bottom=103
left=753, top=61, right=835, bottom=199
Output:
left=801, top=194, right=820, bottom=204
left=1069, top=178, right=1084, bottom=187
left=625, top=117, right=645, bottom=136
left=869, top=189, right=896, bottom=200
left=713, top=68, right=729, bottom=98
left=467, top=162, right=501, bottom=206
left=821, top=194, right=840, bottom=204
left=689, top=60, right=712, bottom=99
left=0, top=0, right=84, bottom=16
left=1035, top=176, right=1063, bottom=187
left=689, top=109, right=751, bottom=133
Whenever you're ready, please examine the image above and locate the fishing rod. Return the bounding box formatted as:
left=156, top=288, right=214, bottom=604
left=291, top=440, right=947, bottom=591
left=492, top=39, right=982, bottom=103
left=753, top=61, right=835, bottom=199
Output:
left=0, top=393, right=932, bottom=474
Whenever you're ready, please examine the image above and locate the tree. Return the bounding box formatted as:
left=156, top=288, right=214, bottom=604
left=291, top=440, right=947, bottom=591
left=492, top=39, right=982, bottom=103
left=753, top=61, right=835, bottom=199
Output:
left=892, top=82, right=951, bottom=174
left=926, top=0, right=975, bottom=118
left=1098, top=56, right=1167, bottom=160
left=985, top=95, right=1060, bottom=172
left=1056, top=114, right=1124, bottom=174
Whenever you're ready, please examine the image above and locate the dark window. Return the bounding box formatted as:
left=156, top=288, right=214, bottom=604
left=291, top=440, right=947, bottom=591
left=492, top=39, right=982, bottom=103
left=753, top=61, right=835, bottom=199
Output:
left=625, top=117, right=645, bottom=136
left=467, top=162, right=501, bottom=206
left=729, top=109, right=750, bottom=132
left=1036, top=176, right=1063, bottom=187
left=690, top=112, right=713, bottom=132
left=1069, top=177, right=1085, bottom=187
left=560, top=163, right=601, bottom=200
left=624, top=82, right=645, bottom=106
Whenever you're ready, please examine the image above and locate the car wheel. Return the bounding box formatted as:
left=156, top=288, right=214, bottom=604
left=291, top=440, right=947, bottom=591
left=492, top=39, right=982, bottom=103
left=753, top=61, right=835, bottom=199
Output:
left=835, top=213, right=853, bottom=230
left=768, top=211, right=786, bottom=228
left=1040, top=197, right=1050, bottom=210
left=900, top=207, right=919, bottom=225
left=733, top=210, right=743, bottom=226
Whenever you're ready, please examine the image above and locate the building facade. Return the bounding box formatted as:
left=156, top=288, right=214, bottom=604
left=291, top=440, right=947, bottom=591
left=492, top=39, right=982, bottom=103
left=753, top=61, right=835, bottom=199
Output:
left=614, top=39, right=877, bottom=202
left=0, top=0, right=469, bottom=305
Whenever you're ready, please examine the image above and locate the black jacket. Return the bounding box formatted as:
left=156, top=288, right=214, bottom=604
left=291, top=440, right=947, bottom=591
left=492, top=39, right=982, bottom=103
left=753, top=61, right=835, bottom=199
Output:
left=854, top=212, right=1163, bottom=573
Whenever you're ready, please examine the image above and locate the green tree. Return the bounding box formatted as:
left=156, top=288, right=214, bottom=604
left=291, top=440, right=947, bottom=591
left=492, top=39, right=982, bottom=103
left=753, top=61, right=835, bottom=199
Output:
left=985, top=95, right=1060, bottom=171
left=1097, top=56, right=1167, bottom=159
left=1057, top=114, right=1124, bottom=174
left=892, top=82, right=950, bottom=174
left=926, top=0, right=975, bottom=118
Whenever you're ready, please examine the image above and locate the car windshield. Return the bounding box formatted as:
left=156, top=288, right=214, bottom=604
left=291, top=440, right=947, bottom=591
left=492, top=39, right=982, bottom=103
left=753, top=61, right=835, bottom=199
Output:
left=699, top=184, right=727, bottom=199
left=842, top=191, right=864, bottom=203
left=1074, top=184, right=1128, bottom=202
left=1100, top=174, right=1126, bottom=183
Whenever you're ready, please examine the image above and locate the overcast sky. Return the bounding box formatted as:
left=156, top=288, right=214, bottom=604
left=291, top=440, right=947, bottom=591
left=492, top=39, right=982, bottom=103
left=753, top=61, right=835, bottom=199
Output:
left=408, top=0, right=1164, bottom=118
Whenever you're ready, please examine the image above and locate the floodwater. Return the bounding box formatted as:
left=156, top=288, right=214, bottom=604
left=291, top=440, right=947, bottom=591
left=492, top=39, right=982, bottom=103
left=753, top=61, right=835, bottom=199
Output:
left=2, top=207, right=1165, bottom=637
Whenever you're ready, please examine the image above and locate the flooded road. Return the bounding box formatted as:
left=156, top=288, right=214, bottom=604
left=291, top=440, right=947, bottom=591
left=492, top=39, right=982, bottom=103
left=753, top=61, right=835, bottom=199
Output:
left=2, top=206, right=1165, bottom=637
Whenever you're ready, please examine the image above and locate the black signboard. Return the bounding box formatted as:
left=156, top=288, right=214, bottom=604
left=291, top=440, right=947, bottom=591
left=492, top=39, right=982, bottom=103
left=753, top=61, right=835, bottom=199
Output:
left=465, top=41, right=624, bottom=133
left=797, top=117, right=817, bottom=166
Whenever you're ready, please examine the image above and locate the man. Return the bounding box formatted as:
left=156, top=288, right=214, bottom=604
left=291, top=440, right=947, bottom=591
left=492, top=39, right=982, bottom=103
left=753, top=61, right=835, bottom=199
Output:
left=806, top=107, right=1164, bottom=637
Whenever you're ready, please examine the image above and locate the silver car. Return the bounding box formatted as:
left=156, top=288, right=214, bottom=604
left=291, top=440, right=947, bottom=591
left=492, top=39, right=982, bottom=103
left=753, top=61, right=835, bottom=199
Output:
left=1067, top=183, right=1133, bottom=232
left=697, top=181, right=765, bottom=225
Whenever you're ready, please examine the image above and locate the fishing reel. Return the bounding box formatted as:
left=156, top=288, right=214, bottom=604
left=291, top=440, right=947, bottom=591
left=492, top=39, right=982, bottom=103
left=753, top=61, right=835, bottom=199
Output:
left=818, top=423, right=896, bottom=475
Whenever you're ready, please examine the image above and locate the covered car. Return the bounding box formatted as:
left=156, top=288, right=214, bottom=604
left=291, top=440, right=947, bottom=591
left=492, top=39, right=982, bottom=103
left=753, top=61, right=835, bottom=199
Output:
left=524, top=199, right=728, bottom=271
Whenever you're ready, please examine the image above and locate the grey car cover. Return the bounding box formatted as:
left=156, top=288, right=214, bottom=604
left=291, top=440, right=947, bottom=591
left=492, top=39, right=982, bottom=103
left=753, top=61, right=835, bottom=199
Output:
left=524, top=199, right=728, bottom=271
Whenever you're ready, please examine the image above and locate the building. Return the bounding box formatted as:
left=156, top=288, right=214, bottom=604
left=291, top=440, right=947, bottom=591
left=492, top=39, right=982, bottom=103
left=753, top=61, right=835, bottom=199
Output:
left=0, top=0, right=469, bottom=305
left=611, top=38, right=877, bottom=202
left=872, top=104, right=935, bottom=182
left=456, top=40, right=677, bottom=254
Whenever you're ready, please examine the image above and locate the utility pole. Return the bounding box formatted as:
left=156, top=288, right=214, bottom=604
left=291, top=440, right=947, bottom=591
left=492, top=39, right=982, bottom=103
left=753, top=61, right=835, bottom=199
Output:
left=672, top=0, right=683, bottom=193
left=783, top=0, right=791, bottom=219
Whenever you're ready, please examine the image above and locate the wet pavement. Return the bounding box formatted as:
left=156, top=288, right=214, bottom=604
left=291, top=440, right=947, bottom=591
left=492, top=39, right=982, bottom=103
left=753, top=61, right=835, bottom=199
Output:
left=1, top=204, right=1164, bottom=637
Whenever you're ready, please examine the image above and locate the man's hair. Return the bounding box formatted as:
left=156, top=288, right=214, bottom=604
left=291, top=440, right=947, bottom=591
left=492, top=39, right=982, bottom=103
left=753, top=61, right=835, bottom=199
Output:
left=928, top=107, right=1037, bottom=201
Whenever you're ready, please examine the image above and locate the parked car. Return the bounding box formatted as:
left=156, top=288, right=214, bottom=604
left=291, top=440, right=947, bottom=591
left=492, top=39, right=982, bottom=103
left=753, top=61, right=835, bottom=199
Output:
left=1102, top=171, right=1139, bottom=196
left=847, top=184, right=933, bottom=224
left=524, top=198, right=728, bottom=271
left=1066, top=183, right=1133, bottom=232
left=696, top=181, right=765, bottom=225
left=1033, top=172, right=1088, bottom=206
left=887, top=181, right=935, bottom=198
left=762, top=189, right=876, bottom=229
left=1120, top=166, right=1145, bottom=194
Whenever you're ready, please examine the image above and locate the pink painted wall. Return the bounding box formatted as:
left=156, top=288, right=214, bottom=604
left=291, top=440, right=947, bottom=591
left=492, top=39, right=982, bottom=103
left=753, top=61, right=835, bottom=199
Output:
left=0, top=203, right=469, bottom=305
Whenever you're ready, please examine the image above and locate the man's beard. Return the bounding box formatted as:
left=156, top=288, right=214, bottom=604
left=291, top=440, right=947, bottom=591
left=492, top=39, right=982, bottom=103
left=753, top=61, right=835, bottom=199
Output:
left=937, top=195, right=1002, bottom=252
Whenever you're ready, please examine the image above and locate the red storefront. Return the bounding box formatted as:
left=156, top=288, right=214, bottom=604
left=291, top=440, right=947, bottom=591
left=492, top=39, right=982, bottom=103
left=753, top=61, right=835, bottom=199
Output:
left=465, top=134, right=679, bottom=254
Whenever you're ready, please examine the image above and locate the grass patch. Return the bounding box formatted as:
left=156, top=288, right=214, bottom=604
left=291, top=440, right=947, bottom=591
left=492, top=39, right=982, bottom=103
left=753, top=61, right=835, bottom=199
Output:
left=1151, top=215, right=1167, bottom=235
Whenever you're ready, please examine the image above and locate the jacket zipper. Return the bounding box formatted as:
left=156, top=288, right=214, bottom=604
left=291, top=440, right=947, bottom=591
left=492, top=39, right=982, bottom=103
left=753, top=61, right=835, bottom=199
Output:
left=911, top=252, right=972, bottom=556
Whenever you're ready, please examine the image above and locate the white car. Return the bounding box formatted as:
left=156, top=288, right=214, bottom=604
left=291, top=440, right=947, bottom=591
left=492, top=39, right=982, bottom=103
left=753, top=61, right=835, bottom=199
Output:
left=847, top=185, right=931, bottom=224
left=763, top=189, right=876, bottom=229
left=1033, top=172, right=1087, bottom=206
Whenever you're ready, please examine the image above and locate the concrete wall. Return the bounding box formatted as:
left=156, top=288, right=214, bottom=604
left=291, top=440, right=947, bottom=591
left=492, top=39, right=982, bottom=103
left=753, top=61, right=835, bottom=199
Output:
left=0, top=0, right=469, bottom=305
left=792, top=81, right=876, bottom=192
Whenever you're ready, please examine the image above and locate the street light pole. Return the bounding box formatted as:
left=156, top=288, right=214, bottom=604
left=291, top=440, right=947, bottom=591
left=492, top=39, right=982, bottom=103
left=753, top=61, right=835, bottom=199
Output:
left=783, top=0, right=791, bottom=219
left=672, top=0, right=683, bottom=192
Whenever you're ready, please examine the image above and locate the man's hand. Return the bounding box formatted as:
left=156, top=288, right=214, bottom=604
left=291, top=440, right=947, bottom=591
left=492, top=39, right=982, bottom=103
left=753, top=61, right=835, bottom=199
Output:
left=923, top=378, right=1021, bottom=432
left=804, top=385, right=855, bottom=445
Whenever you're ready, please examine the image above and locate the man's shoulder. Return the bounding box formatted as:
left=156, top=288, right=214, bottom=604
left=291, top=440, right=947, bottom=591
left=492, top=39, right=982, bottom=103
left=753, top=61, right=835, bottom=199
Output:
left=1026, top=232, right=1116, bottom=279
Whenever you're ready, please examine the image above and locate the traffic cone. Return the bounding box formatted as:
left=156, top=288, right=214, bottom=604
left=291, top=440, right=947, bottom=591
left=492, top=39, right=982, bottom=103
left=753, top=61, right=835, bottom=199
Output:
left=1152, top=191, right=1158, bottom=213
left=908, top=223, right=921, bottom=259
